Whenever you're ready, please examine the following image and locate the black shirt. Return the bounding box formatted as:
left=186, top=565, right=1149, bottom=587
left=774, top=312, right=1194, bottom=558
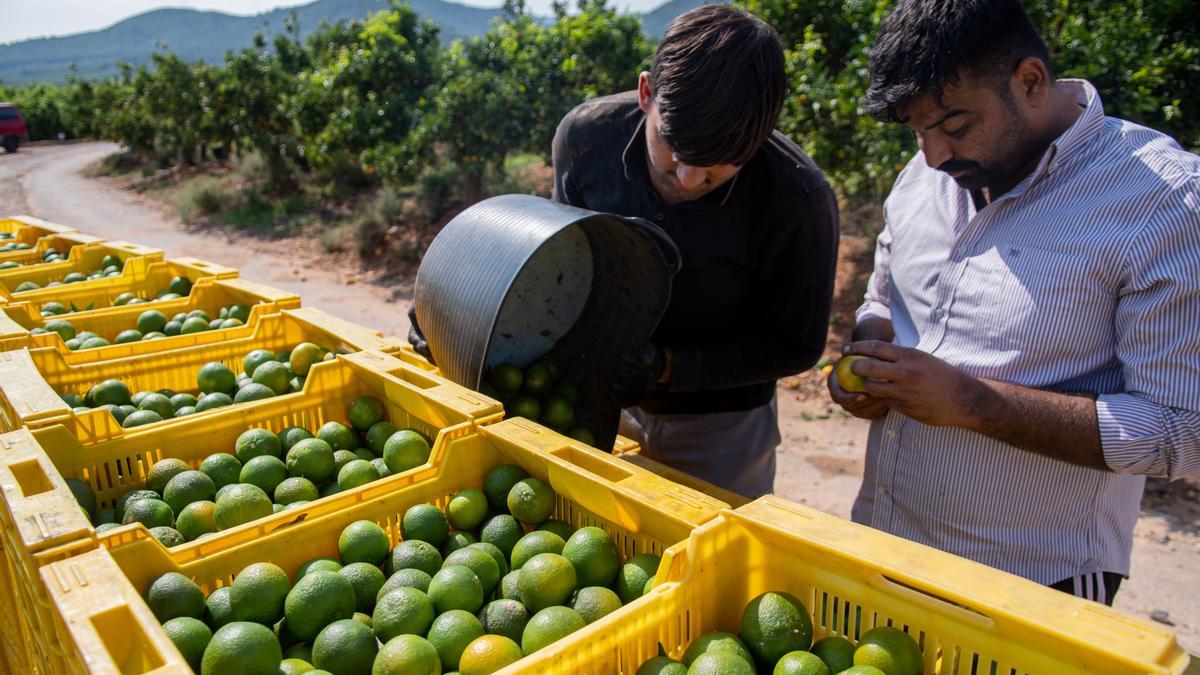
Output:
left=552, top=91, right=839, bottom=414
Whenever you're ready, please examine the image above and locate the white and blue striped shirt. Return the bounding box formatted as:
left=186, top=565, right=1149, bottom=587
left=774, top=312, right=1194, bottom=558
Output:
left=853, top=79, right=1200, bottom=584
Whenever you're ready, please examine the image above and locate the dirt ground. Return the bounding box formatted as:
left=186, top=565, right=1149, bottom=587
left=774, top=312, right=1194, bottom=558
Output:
left=2, top=142, right=1196, bottom=657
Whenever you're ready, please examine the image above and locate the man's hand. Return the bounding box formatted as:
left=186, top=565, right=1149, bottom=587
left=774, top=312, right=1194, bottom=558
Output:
left=843, top=340, right=987, bottom=428
left=827, top=365, right=891, bottom=419
left=827, top=315, right=895, bottom=419
left=610, top=343, right=667, bottom=407
left=406, top=304, right=434, bottom=364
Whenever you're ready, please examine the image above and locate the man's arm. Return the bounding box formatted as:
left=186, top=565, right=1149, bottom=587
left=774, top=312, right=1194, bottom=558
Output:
left=666, top=183, right=839, bottom=391
left=842, top=185, right=1200, bottom=479
left=846, top=340, right=1107, bottom=469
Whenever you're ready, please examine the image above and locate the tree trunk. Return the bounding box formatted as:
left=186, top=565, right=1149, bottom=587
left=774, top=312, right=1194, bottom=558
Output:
left=465, top=170, right=484, bottom=206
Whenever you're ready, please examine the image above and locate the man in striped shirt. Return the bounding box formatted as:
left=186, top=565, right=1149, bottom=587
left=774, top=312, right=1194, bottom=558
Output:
left=829, top=0, right=1200, bottom=605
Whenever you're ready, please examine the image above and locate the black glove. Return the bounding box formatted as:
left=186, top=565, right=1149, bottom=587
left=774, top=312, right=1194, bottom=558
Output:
left=406, top=304, right=435, bottom=364
left=610, top=343, right=666, bottom=407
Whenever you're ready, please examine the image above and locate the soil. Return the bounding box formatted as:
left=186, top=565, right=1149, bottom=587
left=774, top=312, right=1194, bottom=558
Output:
left=2, top=141, right=1196, bottom=656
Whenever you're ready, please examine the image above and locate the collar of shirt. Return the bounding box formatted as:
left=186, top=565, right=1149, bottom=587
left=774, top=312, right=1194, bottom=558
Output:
left=997, top=79, right=1106, bottom=207
left=619, top=114, right=742, bottom=212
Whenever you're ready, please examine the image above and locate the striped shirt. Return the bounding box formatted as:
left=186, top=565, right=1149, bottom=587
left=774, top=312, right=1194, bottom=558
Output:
left=852, top=79, right=1200, bottom=584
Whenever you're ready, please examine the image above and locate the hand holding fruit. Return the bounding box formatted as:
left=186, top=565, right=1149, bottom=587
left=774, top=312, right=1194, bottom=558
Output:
left=840, top=340, right=987, bottom=428
left=828, top=354, right=891, bottom=420
left=406, top=304, right=433, bottom=364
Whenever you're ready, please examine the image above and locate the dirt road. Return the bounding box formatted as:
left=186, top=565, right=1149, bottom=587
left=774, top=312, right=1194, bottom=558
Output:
left=1, top=142, right=1195, bottom=655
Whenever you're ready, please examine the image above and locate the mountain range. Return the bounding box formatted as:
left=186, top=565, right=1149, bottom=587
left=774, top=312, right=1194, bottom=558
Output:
left=0, top=0, right=709, bottom=85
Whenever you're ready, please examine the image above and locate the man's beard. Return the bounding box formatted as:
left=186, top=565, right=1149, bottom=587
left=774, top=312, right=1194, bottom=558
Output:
left=938, top=117, right=1046, bottom=193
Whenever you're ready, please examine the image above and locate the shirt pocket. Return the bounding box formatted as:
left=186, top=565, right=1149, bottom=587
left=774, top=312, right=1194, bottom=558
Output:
left=953, top=244, right=1111, bottom=353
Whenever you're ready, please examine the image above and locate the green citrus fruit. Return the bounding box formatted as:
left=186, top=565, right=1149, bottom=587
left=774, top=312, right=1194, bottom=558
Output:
left=521, top=605, right=585, bottom=654
left=385, top=537, right=443, bottom=577
left=279, top=426, right=313, bottom=451
left=146, top=571, right=205, bottom=621
left=377, top=569, right=433, bottom=600
left=482, top=464, right=528, bottom=512
left=338, top=520, right=391, bottom=566
left=176, top=500, right=218, bottom=541
left=200, top=453, right=243, bottom=489
left=811, top=636, right=856, bottom=673
left=252, top=361, right=291, bottom=395
left=373, top=634, right=440, bottom=675
left=427, top=609, right=485, bottom=671
left=382, top=430, right=431, bottom=474
left=312, top=618, right=378, bottom=675
left=682, top=632, right=754, bottom=667
left=317, top=421, right=357, bottom=451
left=373, top=587, right=435, bottom=643
left=230, top=562, right=290, bottom=625
left=198, top=362, right=237, bottom=394
left=853, top=626, right=923, bottom=675
left=196, top=392, right=234, bottom=412
left=447, top=488, right=489, bottom=531
left=239, top=455, right=289, bottom=494
left=339, top=562, right=386, bottom=614
left=444, top=546, right=501, bottom=596
left=163, top=470, right=216, bottom=514
left=275, top=476, right=320, bottom=504
left=458, top=634, right=524, bottom=675
left=740, top=591, right=813, bottom=666
left=489, top=363, right=523, bottom=394
left=364, top=421, right=399, bottom=455
left=428, top=564, right=484, bottom=614
left=480, top=514, right=523, bottom=559
left=774, top=650, right=833, bottom=675
left=562, top=526, right=620, bottom=588
left=284, top=571, right=357, bottom=641
left=507, top=477, right=556, bottom=525
left=347, top=396, right=385, bottom=431
left=400, top=503, right=448, bottom=548
left=617, top=554, right=661, bottom=604
left=200, top=621, right=282, bottom=675
left=517, top=552, right=576, bottom=612
left=214, top=484, right=273, bottom=530
left=162, top=616, right=212, bottom=671
left=510, top=530, right=565, bottom=570
left=338, top=459, right=380, bottom=491
left=122, top=498, right=174, bottom=528
left=286, top=438, right=336, bottom=483
left=289, top=342, right=323, bottom=377
left=572, top=586, right=623, bottom=624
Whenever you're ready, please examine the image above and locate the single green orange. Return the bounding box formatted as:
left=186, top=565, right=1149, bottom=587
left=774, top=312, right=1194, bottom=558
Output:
left=521, top=605, right=585, bottom=654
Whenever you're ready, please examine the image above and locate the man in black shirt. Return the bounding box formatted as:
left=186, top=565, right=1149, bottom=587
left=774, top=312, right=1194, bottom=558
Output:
left=553, top=5, right=838, bottom=496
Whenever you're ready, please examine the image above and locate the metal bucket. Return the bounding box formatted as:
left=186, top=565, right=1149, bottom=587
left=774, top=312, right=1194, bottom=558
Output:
left=413, top=194, right=680, bottom=450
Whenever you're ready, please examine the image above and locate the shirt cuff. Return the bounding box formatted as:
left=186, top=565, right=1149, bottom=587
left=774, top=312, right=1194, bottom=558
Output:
left=855, top=301, right=891, bottom=323
left=1096, top=393, right=1171, bottom=477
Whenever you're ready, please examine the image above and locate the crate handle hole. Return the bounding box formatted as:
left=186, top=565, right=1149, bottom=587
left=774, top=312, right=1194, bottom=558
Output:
left=89, top=604, right=167, bottom=673
left=9, top=458, right=53, bottom=497
left=880, top=575, right=993, bottom=625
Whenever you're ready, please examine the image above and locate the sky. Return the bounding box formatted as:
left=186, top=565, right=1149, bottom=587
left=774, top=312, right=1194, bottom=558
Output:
left=1, top=0, right=662, bottom=44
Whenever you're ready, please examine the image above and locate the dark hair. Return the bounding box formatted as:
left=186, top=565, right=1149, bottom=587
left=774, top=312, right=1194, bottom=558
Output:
left=865, top=0, right=1052, bottom=123
left=649, top=5, right=785, bottom=167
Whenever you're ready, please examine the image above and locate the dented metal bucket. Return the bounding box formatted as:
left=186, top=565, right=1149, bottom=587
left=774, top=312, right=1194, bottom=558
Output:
left=413, top=194, right=679, bottom=450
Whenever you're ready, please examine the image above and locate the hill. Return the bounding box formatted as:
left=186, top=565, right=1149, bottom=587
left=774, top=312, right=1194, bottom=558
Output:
left=0, top=0, right=503, bottom=85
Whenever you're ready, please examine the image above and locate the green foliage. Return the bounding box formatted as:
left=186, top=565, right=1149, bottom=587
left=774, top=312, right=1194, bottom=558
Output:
left=3, top=0, right=1192, bottom=210
left=742, top=0, right=1199, bottom=202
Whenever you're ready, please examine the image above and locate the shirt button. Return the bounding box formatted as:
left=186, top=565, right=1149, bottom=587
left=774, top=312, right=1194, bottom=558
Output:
left=932, top=308, right=945, bottom=321
left=886, top=430, right=896, bottom=438
left=955, top=245, right=967, bottom=256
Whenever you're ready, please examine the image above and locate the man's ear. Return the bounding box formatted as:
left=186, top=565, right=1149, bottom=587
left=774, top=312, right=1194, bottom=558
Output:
left=1012, top=57, right=1051, bottom=109
left=637, top=72, right=653, bottom=113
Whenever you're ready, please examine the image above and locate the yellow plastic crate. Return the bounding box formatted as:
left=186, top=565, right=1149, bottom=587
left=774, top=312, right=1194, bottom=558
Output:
left=0, top=241, right=162, bottom=302
left=0, top=256, right=235, bottom=312
left=0, top=349, right=501, bottom=673
left=0, top=277, right=302, bottom=355
left=517, top=496, right=1190, bottom=675
left=0, top=309, right=412, bottom=437
left=0, top=232, right=105, bottom=266
left=0, top=429, right=98, bottom=675
left=34, top=417, right=728, bottom=674
left=40, top=549, right=192, bottom=674
left=0, top=215, right=78, bottom=241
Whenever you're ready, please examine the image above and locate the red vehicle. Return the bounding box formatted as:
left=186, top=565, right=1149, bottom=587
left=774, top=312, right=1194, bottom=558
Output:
left=0, top=103, right=28, bottom=153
